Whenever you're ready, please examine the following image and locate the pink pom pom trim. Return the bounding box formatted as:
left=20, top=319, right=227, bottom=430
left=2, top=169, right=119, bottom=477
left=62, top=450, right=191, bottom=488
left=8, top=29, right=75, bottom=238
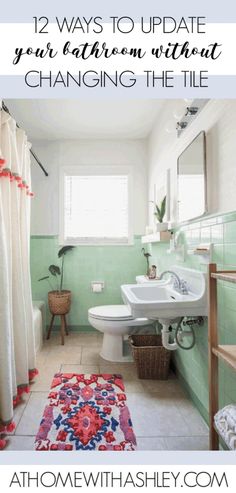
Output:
left=0, top=421, right=16, bottom=434
left=1, top=370, right=39, bottom=449
left=0, top=167, right=34, bottom=197
left=0, top=439, right=7, bottom=450
left=29, top=368, right=39, bottom=381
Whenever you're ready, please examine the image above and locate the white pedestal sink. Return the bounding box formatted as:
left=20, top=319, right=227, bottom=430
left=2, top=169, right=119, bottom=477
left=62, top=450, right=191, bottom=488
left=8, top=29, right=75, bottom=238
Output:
left=122, top=266, right=208, bottom=350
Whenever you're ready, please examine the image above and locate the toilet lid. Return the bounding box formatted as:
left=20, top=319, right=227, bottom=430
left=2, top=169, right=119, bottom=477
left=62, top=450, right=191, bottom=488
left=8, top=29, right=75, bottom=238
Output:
left=88, top=305, right=134, bottom=321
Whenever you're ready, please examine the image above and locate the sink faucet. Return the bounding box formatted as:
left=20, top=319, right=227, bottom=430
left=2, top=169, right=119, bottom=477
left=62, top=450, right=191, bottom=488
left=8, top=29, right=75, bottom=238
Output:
left=160, top=270, right=188, bottom=294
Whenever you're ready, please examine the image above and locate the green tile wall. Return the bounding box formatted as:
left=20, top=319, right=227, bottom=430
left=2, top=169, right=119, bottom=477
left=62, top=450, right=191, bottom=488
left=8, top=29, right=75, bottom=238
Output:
left=30, top=211, right=236, bottom=424
left=30, top=236, right=145, bottom=329
left=150, top=211, right=236, bottom=422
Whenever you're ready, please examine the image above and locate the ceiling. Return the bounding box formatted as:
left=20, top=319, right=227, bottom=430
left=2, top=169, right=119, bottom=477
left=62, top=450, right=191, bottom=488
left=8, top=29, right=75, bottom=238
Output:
left=4, top=100, right=164, bottom=141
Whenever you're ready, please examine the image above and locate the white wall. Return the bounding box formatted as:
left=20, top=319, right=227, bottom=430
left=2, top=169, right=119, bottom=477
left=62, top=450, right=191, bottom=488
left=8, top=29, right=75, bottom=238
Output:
left=31, top=100, right=236, bottom=236
left=148, top=100, right=236, bottom=225
left=31, top=139, right=148, bottom=236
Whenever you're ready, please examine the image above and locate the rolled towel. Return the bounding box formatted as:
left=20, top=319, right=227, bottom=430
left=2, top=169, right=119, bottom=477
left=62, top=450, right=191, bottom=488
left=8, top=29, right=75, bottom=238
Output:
left=214, top=404, right=236, bottom=450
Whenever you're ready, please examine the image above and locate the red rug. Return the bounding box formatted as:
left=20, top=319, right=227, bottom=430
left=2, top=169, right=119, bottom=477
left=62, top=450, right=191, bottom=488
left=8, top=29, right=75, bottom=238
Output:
left=35, top=373, right=137, bottom=451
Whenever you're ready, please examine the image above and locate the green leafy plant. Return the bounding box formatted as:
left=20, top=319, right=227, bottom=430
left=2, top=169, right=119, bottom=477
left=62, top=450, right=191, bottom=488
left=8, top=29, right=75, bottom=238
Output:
left=38, top=246, right=75, bottom=292
left=151, top=195, right=166, bottom=223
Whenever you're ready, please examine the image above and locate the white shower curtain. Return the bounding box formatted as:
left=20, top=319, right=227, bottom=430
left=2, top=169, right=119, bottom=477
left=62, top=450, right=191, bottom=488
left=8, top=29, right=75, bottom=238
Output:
left=0, top=109, right=37, bottom=447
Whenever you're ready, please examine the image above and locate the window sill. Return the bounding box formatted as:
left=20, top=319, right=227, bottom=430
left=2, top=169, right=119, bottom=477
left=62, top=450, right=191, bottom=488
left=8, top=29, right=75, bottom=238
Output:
left=60, top=238, right=134, bottom=247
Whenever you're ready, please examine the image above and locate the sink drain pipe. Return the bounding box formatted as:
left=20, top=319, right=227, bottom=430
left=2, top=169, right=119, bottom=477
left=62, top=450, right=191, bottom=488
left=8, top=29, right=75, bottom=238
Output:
left=159, top=317, right=203, bottom=351
left=159, top=320, right=178, bottom=351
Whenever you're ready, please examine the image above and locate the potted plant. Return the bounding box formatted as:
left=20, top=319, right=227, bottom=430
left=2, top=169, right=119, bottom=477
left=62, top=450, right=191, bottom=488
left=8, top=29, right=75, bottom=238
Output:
left=151, top=195, right=168, bottom=232
left=38, top=246, right=75, bottom=315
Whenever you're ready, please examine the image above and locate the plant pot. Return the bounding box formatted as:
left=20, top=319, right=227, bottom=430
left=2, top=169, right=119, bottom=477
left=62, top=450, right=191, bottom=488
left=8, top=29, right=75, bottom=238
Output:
left=48, top=290, right=71, bottom=315
left=156, top=222, right=168, bottom=232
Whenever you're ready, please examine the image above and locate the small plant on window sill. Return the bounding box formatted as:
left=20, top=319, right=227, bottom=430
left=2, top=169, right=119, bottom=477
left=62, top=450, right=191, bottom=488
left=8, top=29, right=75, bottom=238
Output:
left=150, top=195, right=168, bottom=232
left=38, top=246, right=75, bottom=315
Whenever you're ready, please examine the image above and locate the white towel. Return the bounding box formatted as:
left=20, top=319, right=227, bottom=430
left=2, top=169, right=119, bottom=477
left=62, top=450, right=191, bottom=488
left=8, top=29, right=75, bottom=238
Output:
left=214, top=405, right=236, bottom=450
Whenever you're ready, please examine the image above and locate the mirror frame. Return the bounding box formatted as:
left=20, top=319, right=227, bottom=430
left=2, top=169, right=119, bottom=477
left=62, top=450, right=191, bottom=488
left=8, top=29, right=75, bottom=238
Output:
left=177, top=131, right=207, bottom=224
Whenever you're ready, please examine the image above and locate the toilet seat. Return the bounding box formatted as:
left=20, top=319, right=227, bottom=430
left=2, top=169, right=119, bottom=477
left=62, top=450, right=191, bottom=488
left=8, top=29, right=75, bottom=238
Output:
left=89, top=304, right=146, bottom=322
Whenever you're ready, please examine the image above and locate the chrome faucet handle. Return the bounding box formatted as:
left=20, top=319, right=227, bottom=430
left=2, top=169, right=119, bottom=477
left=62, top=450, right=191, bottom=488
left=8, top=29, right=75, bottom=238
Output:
left=180, top=279, right=188, bottom=294
left=171, top=275, right=179, bottom=290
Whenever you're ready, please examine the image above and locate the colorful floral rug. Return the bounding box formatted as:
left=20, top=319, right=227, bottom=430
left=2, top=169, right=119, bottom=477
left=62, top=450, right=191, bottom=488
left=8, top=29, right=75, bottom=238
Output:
left=35, top=373, right=137, bottom=451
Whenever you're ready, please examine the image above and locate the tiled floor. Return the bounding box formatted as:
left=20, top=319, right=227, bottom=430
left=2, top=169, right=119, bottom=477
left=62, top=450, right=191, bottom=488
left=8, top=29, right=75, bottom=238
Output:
left=5, top=331, right=209, bottom=451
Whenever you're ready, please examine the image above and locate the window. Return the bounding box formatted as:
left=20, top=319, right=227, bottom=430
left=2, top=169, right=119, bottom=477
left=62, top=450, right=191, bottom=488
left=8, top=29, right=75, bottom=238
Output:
left=60, top=166, right=133, bottom=245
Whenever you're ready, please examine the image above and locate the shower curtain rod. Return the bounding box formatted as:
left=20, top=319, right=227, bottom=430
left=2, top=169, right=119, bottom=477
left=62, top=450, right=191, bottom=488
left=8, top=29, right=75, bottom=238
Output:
left=1, top=101, right=49, bottom=177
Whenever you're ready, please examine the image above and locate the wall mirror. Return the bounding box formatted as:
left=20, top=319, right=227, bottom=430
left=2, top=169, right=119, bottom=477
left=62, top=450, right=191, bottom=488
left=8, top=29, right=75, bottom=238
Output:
left=177, top=131, right=207, bottom=223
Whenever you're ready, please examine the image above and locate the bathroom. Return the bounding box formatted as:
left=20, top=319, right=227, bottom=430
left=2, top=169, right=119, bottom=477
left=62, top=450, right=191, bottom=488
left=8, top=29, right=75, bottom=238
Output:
left=1, top=98, right=236, bottom=451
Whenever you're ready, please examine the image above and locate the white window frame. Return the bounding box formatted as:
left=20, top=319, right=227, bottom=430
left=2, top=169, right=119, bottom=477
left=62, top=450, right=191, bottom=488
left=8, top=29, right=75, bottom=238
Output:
left=59, top=165, right=134, bottom=246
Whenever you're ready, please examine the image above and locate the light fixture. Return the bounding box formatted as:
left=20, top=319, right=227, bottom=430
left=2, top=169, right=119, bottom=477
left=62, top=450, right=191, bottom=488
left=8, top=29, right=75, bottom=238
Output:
left=176, top=121, right=188, bottom=130
left=185, top=106, right=199, bottom=116
left=164, top=99, right=209, bottom=137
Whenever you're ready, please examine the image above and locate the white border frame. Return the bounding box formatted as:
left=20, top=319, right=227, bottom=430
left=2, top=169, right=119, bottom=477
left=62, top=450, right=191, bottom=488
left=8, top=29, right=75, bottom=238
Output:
left=59, top=165, right=134, bottom=246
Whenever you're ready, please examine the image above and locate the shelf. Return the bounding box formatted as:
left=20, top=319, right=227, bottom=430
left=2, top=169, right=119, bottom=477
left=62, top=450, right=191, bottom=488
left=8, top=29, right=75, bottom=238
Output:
left=212, top=345, right=236, bottom=371
left=208, top=264, right=236, bottom=450
left=211, top=272, right=236, bottom=284
left=188, top=243, right=212, bottom=255
left=141, top=231, right=171, bottom=244
left=187, top=244, right=212, bottom=264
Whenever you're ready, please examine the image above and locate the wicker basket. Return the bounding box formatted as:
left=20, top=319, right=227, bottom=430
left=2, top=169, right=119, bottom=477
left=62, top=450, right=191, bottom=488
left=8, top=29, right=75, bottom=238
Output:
left=129, top=334, right=171, bottom=380
left=48, top=290, right=71, bottom=315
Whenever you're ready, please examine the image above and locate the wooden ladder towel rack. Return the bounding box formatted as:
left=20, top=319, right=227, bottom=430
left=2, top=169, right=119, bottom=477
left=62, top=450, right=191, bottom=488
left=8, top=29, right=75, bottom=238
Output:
left=208, top=263, right=236, bottom=450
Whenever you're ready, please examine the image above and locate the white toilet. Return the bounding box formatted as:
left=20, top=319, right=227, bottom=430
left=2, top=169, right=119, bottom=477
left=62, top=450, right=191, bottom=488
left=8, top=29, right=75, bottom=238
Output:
left=88, top=304, right=150, bottom=362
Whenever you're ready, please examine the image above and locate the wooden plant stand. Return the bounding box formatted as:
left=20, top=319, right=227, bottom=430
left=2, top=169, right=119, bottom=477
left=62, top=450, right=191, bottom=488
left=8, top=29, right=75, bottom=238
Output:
left=47, top=313, right=69, bottom=345
left=208, top=263, right=236, bottom=449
